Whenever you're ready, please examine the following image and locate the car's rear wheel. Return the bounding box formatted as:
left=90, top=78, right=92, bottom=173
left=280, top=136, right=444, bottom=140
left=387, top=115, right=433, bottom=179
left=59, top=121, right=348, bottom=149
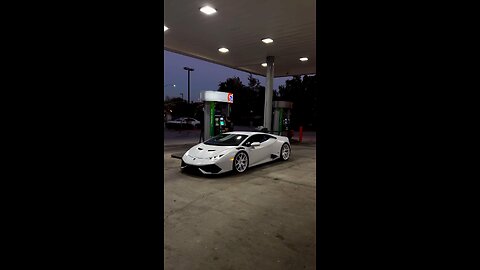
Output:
left=280, top=143, right=290, bottom=161
left=233, top=152, right=249, bottom=173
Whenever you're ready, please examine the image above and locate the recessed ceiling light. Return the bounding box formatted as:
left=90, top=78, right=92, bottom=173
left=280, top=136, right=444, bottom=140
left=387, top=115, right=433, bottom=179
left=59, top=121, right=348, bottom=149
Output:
left=164, top=26, right=168, bottom=31
left=261, top=38, right=274, bottom=44
left=200, top=6, right=217, bottom=15
left=218, top=47, right=229, bottom=53
left=299, top=57, right=309, bottom=61
left=261, top=63, right=267, bottom=67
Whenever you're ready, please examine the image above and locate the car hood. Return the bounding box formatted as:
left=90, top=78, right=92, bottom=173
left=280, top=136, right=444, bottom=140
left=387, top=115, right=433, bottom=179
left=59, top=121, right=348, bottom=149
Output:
left=185, top=143, right=235, bottom=159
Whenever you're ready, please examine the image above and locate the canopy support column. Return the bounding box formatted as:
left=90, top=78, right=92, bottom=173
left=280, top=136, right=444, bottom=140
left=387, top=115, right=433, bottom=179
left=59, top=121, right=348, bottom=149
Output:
left=263, top=56, right=274, bottom=131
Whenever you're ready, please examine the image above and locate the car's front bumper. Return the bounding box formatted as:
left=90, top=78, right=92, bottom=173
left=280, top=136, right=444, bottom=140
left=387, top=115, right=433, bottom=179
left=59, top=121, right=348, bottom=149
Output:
left=181, top=160, right=224, bottom=174
left=181, top=153, right=235, bottom=174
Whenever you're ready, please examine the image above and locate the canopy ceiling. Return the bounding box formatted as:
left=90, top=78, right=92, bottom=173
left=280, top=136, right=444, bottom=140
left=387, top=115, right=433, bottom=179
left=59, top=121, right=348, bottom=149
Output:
left=164, top=0, right=316, bottom=78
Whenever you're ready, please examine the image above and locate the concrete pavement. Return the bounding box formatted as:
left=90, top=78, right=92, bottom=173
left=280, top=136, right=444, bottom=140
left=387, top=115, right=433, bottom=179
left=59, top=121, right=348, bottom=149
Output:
left=164, top=143, right=316, bottom=270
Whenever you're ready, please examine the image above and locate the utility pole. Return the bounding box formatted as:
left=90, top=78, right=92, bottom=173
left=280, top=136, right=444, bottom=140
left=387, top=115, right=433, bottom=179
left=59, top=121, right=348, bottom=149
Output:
left=183, top=67, right=194, bottom=104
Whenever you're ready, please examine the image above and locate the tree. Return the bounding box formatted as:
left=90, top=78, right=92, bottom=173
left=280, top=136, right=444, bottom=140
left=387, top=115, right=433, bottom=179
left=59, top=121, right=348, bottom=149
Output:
left=276, top=74, right=318, bottom=130
left=247, top=74, right=260, bottom=90
left=246, top=74, right=264, bottom=124
left=218, top=75, right=265, bottom=125
left=163, top=97, right=197, bottom=118
left=214, top=74, right=319, bottom=129
left=217, top=77, right=247, bottom=124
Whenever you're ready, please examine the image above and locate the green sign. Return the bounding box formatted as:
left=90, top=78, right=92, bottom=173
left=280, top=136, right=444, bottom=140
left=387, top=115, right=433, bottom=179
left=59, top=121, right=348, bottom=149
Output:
left=210, top=101, right=215, bottom=136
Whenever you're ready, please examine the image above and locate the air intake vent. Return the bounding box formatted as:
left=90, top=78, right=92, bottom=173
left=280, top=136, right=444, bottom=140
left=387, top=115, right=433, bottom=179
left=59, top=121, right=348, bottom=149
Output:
left=198, top=148, right=203, bottom=150
left=208, top=149, right=215, bottom=152
left=199, top=164, right=222, bottom=173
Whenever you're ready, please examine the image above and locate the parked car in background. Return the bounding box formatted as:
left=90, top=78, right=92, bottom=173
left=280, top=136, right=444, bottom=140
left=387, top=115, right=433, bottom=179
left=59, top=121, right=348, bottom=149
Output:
left=166, top=117, right=201, bottom=129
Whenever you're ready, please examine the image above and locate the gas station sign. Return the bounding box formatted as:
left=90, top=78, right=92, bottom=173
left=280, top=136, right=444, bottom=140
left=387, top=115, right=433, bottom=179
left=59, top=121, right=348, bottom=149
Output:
left=200, top=91, right=233, bottom=103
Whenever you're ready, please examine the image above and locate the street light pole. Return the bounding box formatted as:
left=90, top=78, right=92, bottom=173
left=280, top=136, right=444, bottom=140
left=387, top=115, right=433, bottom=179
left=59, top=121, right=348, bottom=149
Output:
left=183, top=67, right=194, bottom=104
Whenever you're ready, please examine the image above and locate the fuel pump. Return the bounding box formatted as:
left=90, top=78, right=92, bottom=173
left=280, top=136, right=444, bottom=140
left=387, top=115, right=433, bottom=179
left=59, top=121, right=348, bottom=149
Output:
left=200, top=91, right=233, bottom=140
left=273, top=101, right=293, bottom=137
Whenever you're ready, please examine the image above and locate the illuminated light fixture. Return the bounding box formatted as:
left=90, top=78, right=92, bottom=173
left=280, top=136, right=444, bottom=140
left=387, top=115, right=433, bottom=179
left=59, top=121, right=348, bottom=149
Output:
left=200, top=6, right=217, bottom=15
left=299, top=57, right=309, bottom=61
left=218, top=47, right=229, bottom=53
left=261, top=38, right=274, bottom=44
left=261, top=63, right=267, bottom=67
left=164, top=26, right=168, bottom=31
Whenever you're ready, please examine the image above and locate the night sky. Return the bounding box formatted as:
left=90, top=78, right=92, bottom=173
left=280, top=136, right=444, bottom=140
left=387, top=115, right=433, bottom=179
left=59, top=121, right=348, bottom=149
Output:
left=164, top=50, right=291, bottom=101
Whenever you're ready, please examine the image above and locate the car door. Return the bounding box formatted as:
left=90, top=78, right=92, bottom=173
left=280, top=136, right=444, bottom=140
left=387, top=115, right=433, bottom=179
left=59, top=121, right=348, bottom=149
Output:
left=180, top=118, right=188, bottom=128
left=243, top=135, right=263, bottom=165
left=188, top=118, right=197, bottom=128
left=244, top=134, right=276, bottom=166
left=256, top=135, right=277, bottom=163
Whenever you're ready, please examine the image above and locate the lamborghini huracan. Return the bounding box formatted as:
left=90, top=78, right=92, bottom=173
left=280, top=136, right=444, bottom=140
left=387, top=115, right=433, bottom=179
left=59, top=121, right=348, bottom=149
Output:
left=181, top=131, right=291, bottom=175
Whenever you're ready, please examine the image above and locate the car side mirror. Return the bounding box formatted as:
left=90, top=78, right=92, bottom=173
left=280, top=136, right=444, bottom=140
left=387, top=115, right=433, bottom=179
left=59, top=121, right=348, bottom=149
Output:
left=251, top=142, right=261, bottom=147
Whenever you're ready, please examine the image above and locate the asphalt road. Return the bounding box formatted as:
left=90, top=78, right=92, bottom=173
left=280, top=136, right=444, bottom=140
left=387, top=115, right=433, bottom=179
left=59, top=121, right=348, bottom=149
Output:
left=164, top=143, right=316, bottom=270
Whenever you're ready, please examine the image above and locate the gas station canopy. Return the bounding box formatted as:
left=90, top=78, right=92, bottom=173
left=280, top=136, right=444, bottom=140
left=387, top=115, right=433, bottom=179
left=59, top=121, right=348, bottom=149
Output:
left=164, top=0, right=316, bottom=78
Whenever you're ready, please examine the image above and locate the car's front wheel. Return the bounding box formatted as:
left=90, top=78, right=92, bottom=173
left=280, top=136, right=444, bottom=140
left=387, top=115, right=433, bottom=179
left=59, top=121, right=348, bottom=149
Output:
left=233, top=152, right=249, bottom=173
left=280, top=143, right=291, bottom=161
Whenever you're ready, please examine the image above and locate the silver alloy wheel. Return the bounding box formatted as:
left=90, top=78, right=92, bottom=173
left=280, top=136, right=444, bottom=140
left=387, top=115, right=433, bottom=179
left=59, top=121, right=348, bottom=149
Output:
left=234, top=152, right=248, bottom=173
left=281, top=144, right=290, bottom=160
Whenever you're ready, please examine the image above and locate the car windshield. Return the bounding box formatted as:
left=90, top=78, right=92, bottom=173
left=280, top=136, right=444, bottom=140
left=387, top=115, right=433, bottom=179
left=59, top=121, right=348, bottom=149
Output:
left=204, top=133, right=248, bottom=146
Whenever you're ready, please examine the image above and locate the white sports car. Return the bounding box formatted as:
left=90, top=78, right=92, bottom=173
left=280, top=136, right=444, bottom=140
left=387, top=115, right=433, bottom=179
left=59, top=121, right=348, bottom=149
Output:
left=181, top=131, right=291, bottom=175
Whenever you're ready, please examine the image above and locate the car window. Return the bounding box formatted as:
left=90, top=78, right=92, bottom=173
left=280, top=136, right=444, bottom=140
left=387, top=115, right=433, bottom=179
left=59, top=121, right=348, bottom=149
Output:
left=258, top=134, right=273, bottom=143
left=204, top=133, right=248, bottom=146
left=242, top=134, right=264, bottom=146
left=264, top=134, right=276, bottom=141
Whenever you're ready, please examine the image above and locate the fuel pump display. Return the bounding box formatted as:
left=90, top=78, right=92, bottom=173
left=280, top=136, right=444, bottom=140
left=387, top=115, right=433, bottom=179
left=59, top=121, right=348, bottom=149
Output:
left=214, top=115, right=227, bottom=136
left=283, top=118, right=290, bottom=132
